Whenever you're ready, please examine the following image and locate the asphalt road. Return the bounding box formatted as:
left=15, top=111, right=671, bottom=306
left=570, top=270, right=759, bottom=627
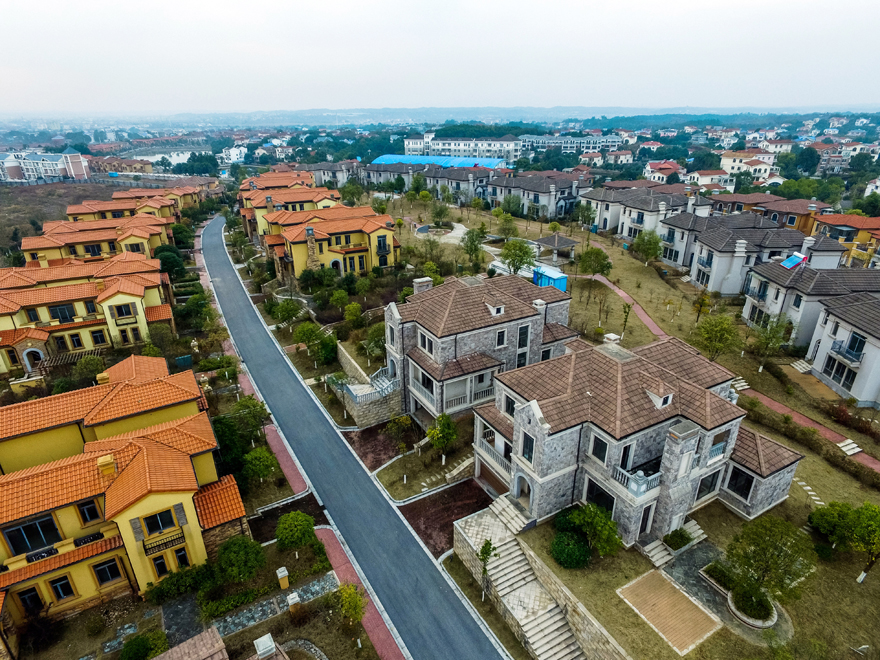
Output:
left=202, top=217, right=503, bottom=660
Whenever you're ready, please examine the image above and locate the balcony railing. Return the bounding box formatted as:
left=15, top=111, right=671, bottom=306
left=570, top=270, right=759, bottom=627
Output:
left=410, top=379, right=436, bottom=408
left=746, top=287, right=768, bottom=302
left=482, top=428, right=495, bottom=441
left=662, top=234, right=675, bottom=245
left=445, top=394, right=468, bottom=409
left=611, top=465, right=662, bottom=496
left=26, top=547, right=59, bottom=563
left=74, top=532, right=105, bottom=548
left=697, top=257, right=713, bottom=269
left=631, top=216, right=645, bottom=226
left=476, top=436, right=512, bottom=476
left=831, top=340, right=864, bottom=366
left=376, top=244, right=391, bottom=255
left=473, top=386, right=495, bottom=402
left=143, top=529, right=186, bottom=556
left=708, top=442, right=727, bottom=461
left=115, top=316, right=138, bottom=326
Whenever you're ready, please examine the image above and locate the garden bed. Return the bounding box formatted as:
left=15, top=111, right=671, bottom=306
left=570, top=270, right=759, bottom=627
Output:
left=399, top=479, right=493, bottom=556
left=309, top=383, right=349, bottom=426
left=248, top=493, right=328, bottom=544
left=242, top=474, right=295, bottom=516
left=343, top=420, right=421, bottom=471
left=288, top=347, right=342, bottom=380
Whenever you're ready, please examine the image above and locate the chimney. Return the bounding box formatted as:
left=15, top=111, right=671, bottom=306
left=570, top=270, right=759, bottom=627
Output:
left=96, top=371, right=110, bottom=384
left=532, top=299, right=546, bottom=315
left=603, top=333, right=621, bottom=345
left=808, top=203, right=817, bottom=212
left=253, top=634, right=276, bottom=660
left=658, top=201, right=667, bottom=215
left=550, top=183, right=556, bottom=197
left=571, top=181, right=577, bottom=196
left=734, top=239, right=747, bottom=257
left=265, top=195, right=272, bottom=209
left=116, top=227, right=123, bottom=235
left=97, top=454, right=116, bottom=477
left=802, top=236, right=816, bottom=252
left=37, top=253, right=48, bottom=267
left=412, top=276, right=433, bottom=295
left=95, top=281, right=105, bottom=291
left=686, top=195, right=695, bottom=214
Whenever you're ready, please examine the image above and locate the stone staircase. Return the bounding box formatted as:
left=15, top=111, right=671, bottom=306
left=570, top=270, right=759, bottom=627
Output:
left=490, top=496, right=532, bottom=534
left=839, top=438, right=863, bottom=456
left=790, top=359, right=812, bottom=374
left=487, top=538, right=585, bottom=660
left=730, top=377, right=750, bottom=392
left=522, top=606, right=586, bottom=660
left=642, top=519, right=707, bottom=568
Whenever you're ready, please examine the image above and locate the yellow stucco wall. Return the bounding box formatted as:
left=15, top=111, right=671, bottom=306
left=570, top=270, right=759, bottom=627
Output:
left=192, top=452, right=218, bottom=487
left=90, top=401, right=201, bottom=440
left=114, top=493, right=206, bottom=593
left=285, top=226, right=398, bottom=277
left=255, top=200, right=338, bottom=236
left=0, top=427, right=84, bottom=474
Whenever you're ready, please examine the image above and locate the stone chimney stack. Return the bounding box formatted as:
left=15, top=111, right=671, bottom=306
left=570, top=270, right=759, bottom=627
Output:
left=96, top=372, right=110, bottom=384
left=687, top=195, right=695, bottom=214
left=532, top=299, right=546, bottom=317
left=603, top=333, right=621, bottom=345
left=802, top=236, right=815, bottom=253
left=412, top=276, right=433, bottom=295
left=734, top=239, right=748, bottom=257
left=658, top=201, right=667, bottom=216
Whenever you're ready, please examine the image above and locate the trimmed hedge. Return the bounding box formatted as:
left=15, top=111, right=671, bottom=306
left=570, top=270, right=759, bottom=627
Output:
left=704, top=561, right=736, bottom=591
left=197, top=355, right=238, bottom=372
left=197, top=585, right=272, bottom=620
left=738, top=395, right=880, bottom=491
left=663, top=528, right=693, bottom=551
left=732, top=583, right=773, bottom=620
left=550, top=531, right=592, bottom=569
left=553, top=507, right=579, bottom=534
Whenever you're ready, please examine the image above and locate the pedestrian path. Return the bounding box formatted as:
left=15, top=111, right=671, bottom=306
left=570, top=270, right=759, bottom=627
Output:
left=795, top=479, right=826, bottom=507
left=265, top=425, right=308, bottom=494
left=790, top=360, right=812, bottom=374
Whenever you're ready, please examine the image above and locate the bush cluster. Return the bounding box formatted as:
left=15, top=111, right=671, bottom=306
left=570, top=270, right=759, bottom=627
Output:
left=704, top=561, right=736, bottom=591
left=120, top=630, right=169, bottom=660
left=197, top=355, right=238, bottom=372
left=663, top=527, right=693, bottom=551
left=550, top=531, right=592, bottom=569
left=821, top=400, right=880, bottom=442
left=197, top=586, right=272, bottom=620
left=738, top=395, right=880, bottom=491
left=732, top=583, right=774, bottom=620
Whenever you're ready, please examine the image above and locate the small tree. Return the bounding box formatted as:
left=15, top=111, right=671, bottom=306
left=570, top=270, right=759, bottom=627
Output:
left=850, top=503, right=880, bottom=583
left=141, top=343, right=163, bottom=358
left=548, top=221, right=561, bottom=233
left=752, top=314, right=793, bottom=371
left=501, top=194, right=522, bottom=216
left=330, top=289, right=349, bottom=313
left=579, top=247, right=612, bottom=302
left=274, top=299, right=301, bottom=332
left=692, top=292, right=711, bottom=325
left=217, top=535, right=266, bottom=584
left=498, top=214, right=518, bottom=241
left=809, top=501, right=856, bottom=550
left=158, top=252, right=187, bottom=282
left=595, top=288, right=610, bottom=327
left=427, top=413, right=457, bottom=455
left=293, top=321, right=324, bottom=354
left=72, top=355, right=105, bottom=383
left=344, top=302, right=363, bottom=325
left=276, top=511, right=317, bottom=551
left=370, top=197, right=388, bottom=215
left=405, top=191, right=418, bottom=209
left=149, top=323, right=176, bottom=355
left=360, top=322, right=387, bottom=359
left=695, top=315, right=740, bottom=361
left=242, top=446, right=279, bottom=485
left=631, top=229, right=662, bottom=265
left=385, top=415, right=413, bottom=449
left=726, top=516, right=816, bottom=599
left=499, top=239, right=535, bottom=276
left=461, top=228, right=485, bottom=263
left=570, top=504, right=623, bottom=557
left=477, top=539, right=499, bottom=601
left=395, top=217, right=404, bottom=234
left=431, top=203, right=450, bottom=225
left=232, top=395, right=271, bottom=443
left=419, top=190, right=432, bottom=206
left=471, top=196, right=483, bottom=218
left=338, top=583, right=367, bottom=624
left=355, top=277, right=371, bottom=301
left=620, top=303, right=633, bottom=340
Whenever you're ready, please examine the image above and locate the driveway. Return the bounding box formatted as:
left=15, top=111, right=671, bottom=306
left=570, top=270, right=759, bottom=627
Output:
left=201, top=217, right=503, bottom=660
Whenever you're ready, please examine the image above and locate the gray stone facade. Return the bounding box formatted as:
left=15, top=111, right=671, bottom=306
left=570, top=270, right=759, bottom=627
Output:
left=717, top=462, right=798, bottom=520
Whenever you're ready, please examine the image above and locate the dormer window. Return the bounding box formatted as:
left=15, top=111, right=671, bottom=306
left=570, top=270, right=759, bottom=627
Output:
left=661, top=395, right=672, bottom=407
left=488, top=303, right=505, bottom=316
left=495, top=307, right=503, bottom=315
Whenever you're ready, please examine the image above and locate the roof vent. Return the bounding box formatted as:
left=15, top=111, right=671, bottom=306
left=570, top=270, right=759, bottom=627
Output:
left=603, top=333, right=621, bottom=345
left=97, top=454, right=116, bottom=477
left=253, top=633, right=276, bottom=659
left=96, top=372, right=110, bottom=385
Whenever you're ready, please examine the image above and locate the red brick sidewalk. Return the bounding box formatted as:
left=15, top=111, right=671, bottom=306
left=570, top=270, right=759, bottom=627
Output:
left=743, top=389, right=880, bottom=472
left=569, top=273, right=668, bottom=338
left=315, top=528, right=406, bottom=660
left=265, top=425, right=308, bottom=494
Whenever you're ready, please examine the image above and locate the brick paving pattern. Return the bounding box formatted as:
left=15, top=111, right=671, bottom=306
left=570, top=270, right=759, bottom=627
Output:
left=619, top=570, right=720, bottom=655
left=743, top=389, right=880, bottom=474
left=265, top=424, right=308, bottom=494
left=315, top=528, right=406, bottom=660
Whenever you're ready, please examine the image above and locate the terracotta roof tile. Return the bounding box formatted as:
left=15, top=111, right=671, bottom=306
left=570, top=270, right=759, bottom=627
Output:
left=0, top=327, right=49, bottom=347
left=0, top=536, right=124, bottom=591
left=264, top=205, right=375, bottom=227
left=105, top=355, right=169, bottom=383
left=83, top=372, right=201, bottom=426
left=145, top=304, right=173, bottom=322
left=731, top=426, right=803, bottom=477
left=281, top=215, right=395, bottom=244
left=243, top=188, right=340, bottom=208
left=194, top=475, right=246, bottom=529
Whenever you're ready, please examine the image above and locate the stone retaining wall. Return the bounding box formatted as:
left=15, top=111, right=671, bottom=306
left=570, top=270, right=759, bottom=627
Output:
left=337, top=341, right=370, bottom=384
left=203, top=517, right=252, bottom=562
left=518, top=539, right=632, bottom=660
left=342, top=387, right=401, bottom=429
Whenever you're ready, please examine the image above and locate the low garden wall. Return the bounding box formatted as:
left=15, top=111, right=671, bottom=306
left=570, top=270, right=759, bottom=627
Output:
left=337, top=341, right=369, bottom=384
left=518, top=539, right=633, bottom=660
left=341, top=386, right=401, bottom=429
left=203, top=517, right=252, bottom=562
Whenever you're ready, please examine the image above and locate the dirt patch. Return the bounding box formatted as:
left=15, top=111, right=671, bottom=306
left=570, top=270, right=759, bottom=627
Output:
left=399, top=480, right=492, bottom=557
left=343, top=421, right=419, bottom=471
left=248, top=493, right=328, bottom=543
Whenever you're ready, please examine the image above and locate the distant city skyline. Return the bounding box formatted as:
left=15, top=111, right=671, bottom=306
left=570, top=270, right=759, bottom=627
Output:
left=3, top=0, right=879, bottom=116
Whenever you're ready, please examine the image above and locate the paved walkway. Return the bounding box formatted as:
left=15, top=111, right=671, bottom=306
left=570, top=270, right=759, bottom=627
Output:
left=316, top=528, right=405, bottom=660
left=572, top=274, right=668, bottom=338
left=265, top=425, right=308, bottom=494
left=202, top=216, right=503, bottom=660
left=743, top=389, right=880, bottom=473
left=618, top=570, right=720, bottom=656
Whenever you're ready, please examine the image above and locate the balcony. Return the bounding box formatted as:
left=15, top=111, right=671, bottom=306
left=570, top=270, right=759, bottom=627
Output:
left=410, top=379, right=436, bottom=408
left=143, top=529, right=186, bottom=556
left=708, top=442, right=727, bottom=462
left=697, top=257, right=713, bottom=270
left=473, top=386, right=495, bottom=402
left=631, top=215, right=645, bottom=226
left=831, top=339, right=864, bottom=367
left=746, top=287, right=768, bottom=302
left=662, top=234, right=675, bottom=246
left=445, top=394, right=468, bottom=409
left=476, top=436, right=512, bottom=477
left=376, top=243, right=391, bottom=256
left=611, top=463, right=662, bottom=496
left=115, top=316, right=139, bottom=326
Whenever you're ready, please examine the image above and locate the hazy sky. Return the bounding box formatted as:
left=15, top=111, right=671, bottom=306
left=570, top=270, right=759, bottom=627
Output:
left=4, top=0, right=879, bottom=116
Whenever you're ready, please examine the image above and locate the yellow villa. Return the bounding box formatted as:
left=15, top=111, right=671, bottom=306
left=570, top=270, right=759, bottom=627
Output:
left=66, top=198, right=179, bottom=223
left=812, top=214, right=880, bottom=267
left=111, top=186, right=201, bottom=209
left=239, top=187, right=341, bottom=240
left=0, top=356, right=247, bottom=657
left=274, top=214, right=400, bottom=281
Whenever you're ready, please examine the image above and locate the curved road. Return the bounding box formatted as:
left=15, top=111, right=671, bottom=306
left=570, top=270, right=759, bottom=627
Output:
left=201, top=217, right=503, bottom=660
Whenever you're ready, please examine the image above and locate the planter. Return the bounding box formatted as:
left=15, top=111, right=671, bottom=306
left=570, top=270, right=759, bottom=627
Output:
left=698, top=567, right=730, bottom=597
left=663, top=536, right=700, bottom=557
left=727, top=590, right=778, bottom=629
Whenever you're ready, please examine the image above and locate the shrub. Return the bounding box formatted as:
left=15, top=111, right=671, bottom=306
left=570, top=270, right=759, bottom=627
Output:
left=553, top=507, right=578, bottom=534
left=144, top=563, right=215, bottom=605
left=85, top=614, right=105, bottom=637
left=550, top=531, right=592, bottom=569
left=120, top=630, right=168, bottom=660
left=242, top=446, right=280, bottom=486
left=276, top=511, right=317, bottom=551
left=217, top=535, right=265, bottom=584
left=335, top=322, right=352, bottom=342
left=72, top=355, right=105, bottom=383
left=568, top=503, right=623, bottom=557
left=198, top=586, right=272, bottom=620
left=704, top=561, right=736, bottom=591
left=663, top=527, right=693, bottom=551
left=731, top=583, right=773, bottom=620
left=338, top=583, right=368, bottom=623
left=814, top=543, right=834, bottom=561
left=197, top=355, right=237, bottom=372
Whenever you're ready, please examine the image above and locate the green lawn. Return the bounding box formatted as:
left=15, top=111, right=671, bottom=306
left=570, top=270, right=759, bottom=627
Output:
left=310, top=383, right=349, bottom=426
left=288, top=347, right=342, bottom=380
left=241, top=474, right=295, bottom=515
left=567, top=280, right=657, bottom=349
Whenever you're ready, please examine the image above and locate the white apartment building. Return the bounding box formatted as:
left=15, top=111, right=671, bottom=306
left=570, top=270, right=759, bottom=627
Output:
left=404, top=132, right=521, bottom=161
left=518, top=133, right=623, bottom=154
left=0, top=149, right=89, bottom=181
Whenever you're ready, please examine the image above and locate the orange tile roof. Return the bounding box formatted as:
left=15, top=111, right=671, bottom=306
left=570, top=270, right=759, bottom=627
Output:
left=0, top=369, right=202, bottom=441
left=282, top=215, right=396, bottom=244
left=21, top=225, right=163, bottom=251
left=145, top=303, right=173, bottom=322
left=0, top=282, right=101, bottom=311
left=243, top=188, right=340, bottom=208
left=104, top=355, right=169, bottom=383
left=273, top=245, right=286, bottom=258
left=193, top=475, right=246, bottom=529
left=95, top=277, right=146, bottom=303
left=0, top=257, right=160, bottom=289
left=44, top=214, right=174, bottom=235
left=66, top=200, right=138, bottom=215
left=264, top=235, right=285, bottom=246
left=814, top=214, right=880, bottom=230
left=0, top=536, right=124, bottom=591
left=23, top=257, right=83, bottom=269
left=0, top=327, right=49, bottom=348
left=264, top=205, right=376, bottom=227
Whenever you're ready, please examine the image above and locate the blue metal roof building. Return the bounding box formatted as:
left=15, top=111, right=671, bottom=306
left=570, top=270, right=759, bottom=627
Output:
left=370, top=154, right=507, bottom=169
